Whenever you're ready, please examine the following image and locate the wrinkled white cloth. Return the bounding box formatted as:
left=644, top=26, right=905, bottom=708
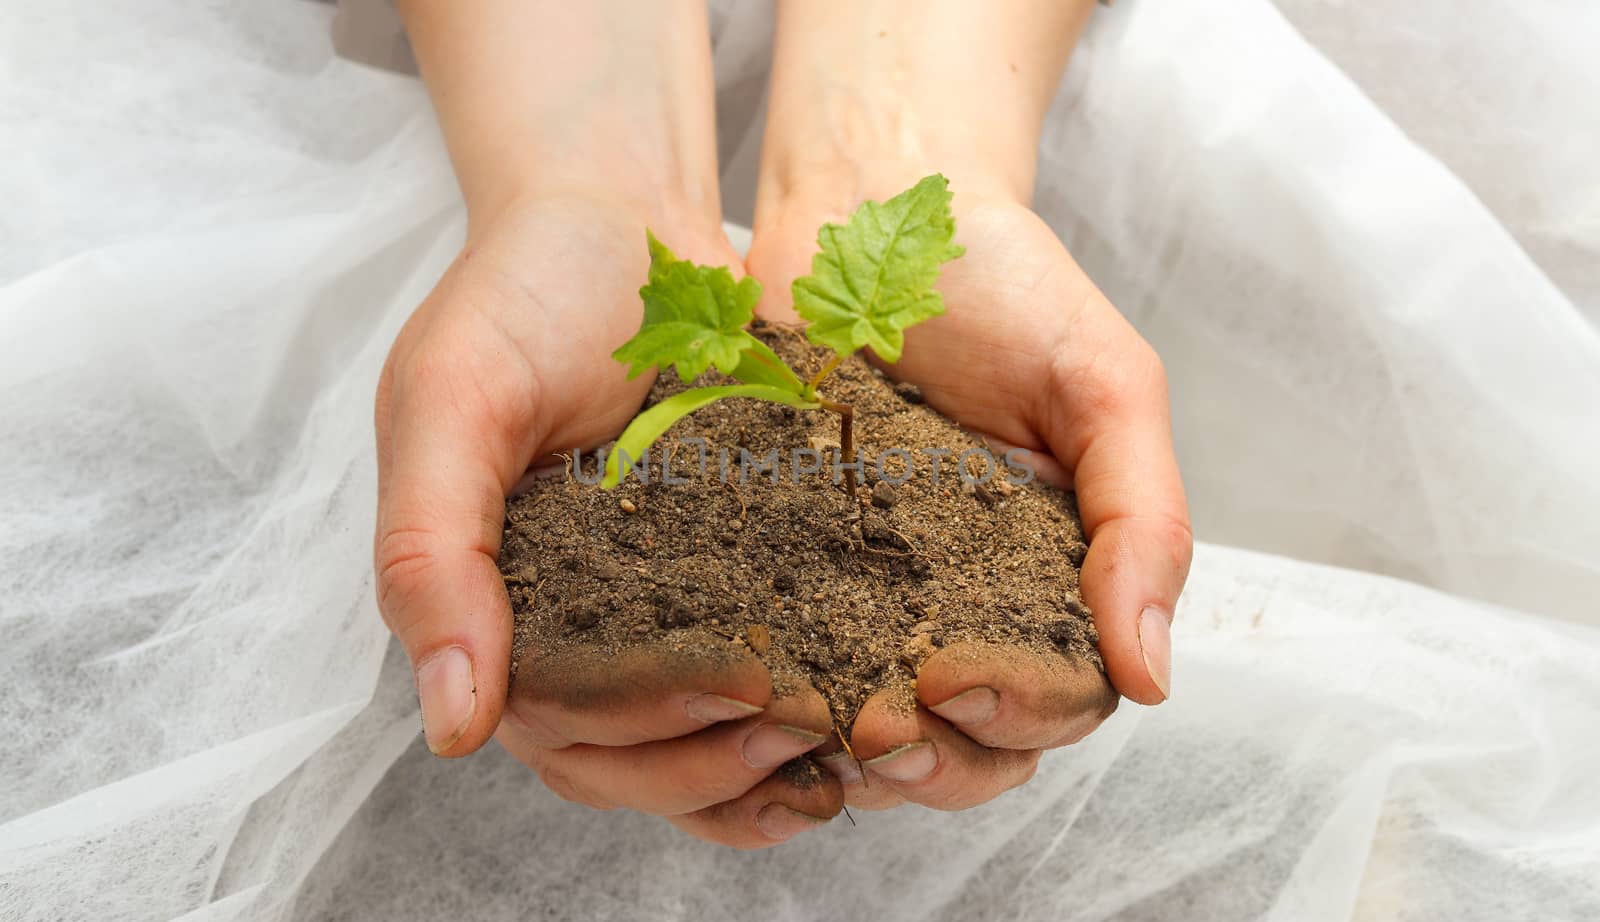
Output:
left=2, top=2, right=1598, bottom=920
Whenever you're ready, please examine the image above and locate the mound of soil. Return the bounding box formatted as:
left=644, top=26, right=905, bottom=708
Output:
left=498, top=322, right=1101, bottom=729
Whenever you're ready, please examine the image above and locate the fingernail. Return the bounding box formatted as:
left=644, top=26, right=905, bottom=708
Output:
left=742, top=724, right=827, bottom=769
left=755, top=804, right=831, bottom=842
left=815, top=750, right=864, bottom=785
left=927, top=686, right=1000, bottom=727
left=864, top=741, right=938, bottom=783
left=416, top=646, right=476, bottom=755
left=685, top=693, right=764, bottom=724
left=1139, top=605, right=1172, bottom=700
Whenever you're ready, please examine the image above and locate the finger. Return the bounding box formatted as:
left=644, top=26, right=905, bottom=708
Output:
left=665, top=760, right=844, bottom=849
left=847, top=687, right=1041, bottom=812
left=506, top=639, right=773, bottom=747
left=978, top=434, right=1071, bottom=490
left=816, top=751, right=907, bottom=811
left=1038, top=300, right=1193, bottom=705
left=809, top=718, right=907, bottom=811
left=497, top=684, right=833, bottom=816
left=917, top=642, right=1118, bottom=750
left=374, top=334, right=538, bottom=757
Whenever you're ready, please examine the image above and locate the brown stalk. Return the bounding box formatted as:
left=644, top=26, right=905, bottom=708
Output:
left=815, top=396, right=856, bottom=497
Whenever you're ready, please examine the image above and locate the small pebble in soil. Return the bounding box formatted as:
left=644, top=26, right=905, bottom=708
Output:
left=871, top=481, right=899, bottom=509
left=619, top=498, right=637, bottom=514
left=905, top=632, right=936, bottom=661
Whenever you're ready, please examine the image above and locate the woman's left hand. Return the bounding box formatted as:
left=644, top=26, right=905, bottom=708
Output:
left=746, top=181, right=1192, bottom=810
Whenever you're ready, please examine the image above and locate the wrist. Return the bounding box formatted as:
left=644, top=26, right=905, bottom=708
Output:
left=464, top=152, right=722, bottom=246
left=399, top=0, right=724, bottom=241
left=754, top=76, right=1041, bottom=224
left=755, top=0, right=1099, bottom=223
left=754, top=145, right=1026, bottom=232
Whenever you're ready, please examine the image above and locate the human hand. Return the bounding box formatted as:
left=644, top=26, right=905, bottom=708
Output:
left=382, top=0, right=844, bottom=847
left=374, top=193, right=842, bottom=846
left=746, top=177, right=1192, bottom=811
left=745, top=0, right=1187, bottom=812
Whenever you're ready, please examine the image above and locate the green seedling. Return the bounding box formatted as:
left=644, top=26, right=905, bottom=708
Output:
left=602, top=174, right=964, bottom=493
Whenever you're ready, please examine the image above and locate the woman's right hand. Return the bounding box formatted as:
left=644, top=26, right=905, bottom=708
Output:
left=373, top=193, right=842, bottom=847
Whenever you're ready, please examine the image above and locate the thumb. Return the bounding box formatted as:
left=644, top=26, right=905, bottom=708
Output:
left=373, top=356, right=530, bottom=756
left=1039, top=315, right=1192, bottom=705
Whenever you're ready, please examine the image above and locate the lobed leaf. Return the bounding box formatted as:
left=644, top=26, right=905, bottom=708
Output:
left=791, top=174, right=965, bottom=364
left=612, top=232, right=767, bottom=384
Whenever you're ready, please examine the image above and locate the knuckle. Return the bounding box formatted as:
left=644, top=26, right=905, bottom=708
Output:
left=373, top=527, right=444, bottom=628
left=503, top=698, right=572, bottom=750
left=925, top=789, right=987, bottom=813
left=844, top=786, right=904, bottom=811
left=1047, top=325, right=1167, bottom=422
left=536, top=763, right=613, bottom=811
left=1101, top=346, right=1164, bottom=415
left=1130, top=512, right=1196, bottom=591
left=1088, top=513, right=1194, bottom=592
left=677, top=769, right=742, bottom=808
left=391, top=332, right=541, bottom=452
left=1010, top=751, right=1042, bottom=790
left=920, top=749, right=1042, bottom=812
left=1159, top=513, right=1196, bottom=569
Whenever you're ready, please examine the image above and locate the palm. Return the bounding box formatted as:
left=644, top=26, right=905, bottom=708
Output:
left=383, top=197, right=744, bottom=478
left=748, top=194, right=1187, bottom=711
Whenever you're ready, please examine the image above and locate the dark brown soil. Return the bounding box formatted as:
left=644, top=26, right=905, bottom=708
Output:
left=498, top=322, right=1101, bottom=730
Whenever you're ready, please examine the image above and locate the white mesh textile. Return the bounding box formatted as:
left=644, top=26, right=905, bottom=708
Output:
left=2, top=2, right=1596, bottom=919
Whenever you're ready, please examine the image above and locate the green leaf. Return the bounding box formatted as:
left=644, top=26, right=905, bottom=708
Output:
left=791, top=174, right=965, bottom=363
left=612, top=231, right=766, bottom=383
left=727, top=336, right=804, bottom=392
left=601, top=385, right=821, bottom=489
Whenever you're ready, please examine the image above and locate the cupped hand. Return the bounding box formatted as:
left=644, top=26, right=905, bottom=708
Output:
left=373, top=195, right=840, bottom=847
left=746, top=185, right=1193, bottom=811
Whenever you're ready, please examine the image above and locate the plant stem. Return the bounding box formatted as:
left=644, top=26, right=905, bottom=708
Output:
left=806, top=354, right=844, bottom=394
left=816, top=395, right=857, bottom=497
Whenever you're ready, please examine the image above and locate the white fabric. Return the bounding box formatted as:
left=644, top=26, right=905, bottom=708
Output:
left=2, top=1, right=1597, bottom=920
